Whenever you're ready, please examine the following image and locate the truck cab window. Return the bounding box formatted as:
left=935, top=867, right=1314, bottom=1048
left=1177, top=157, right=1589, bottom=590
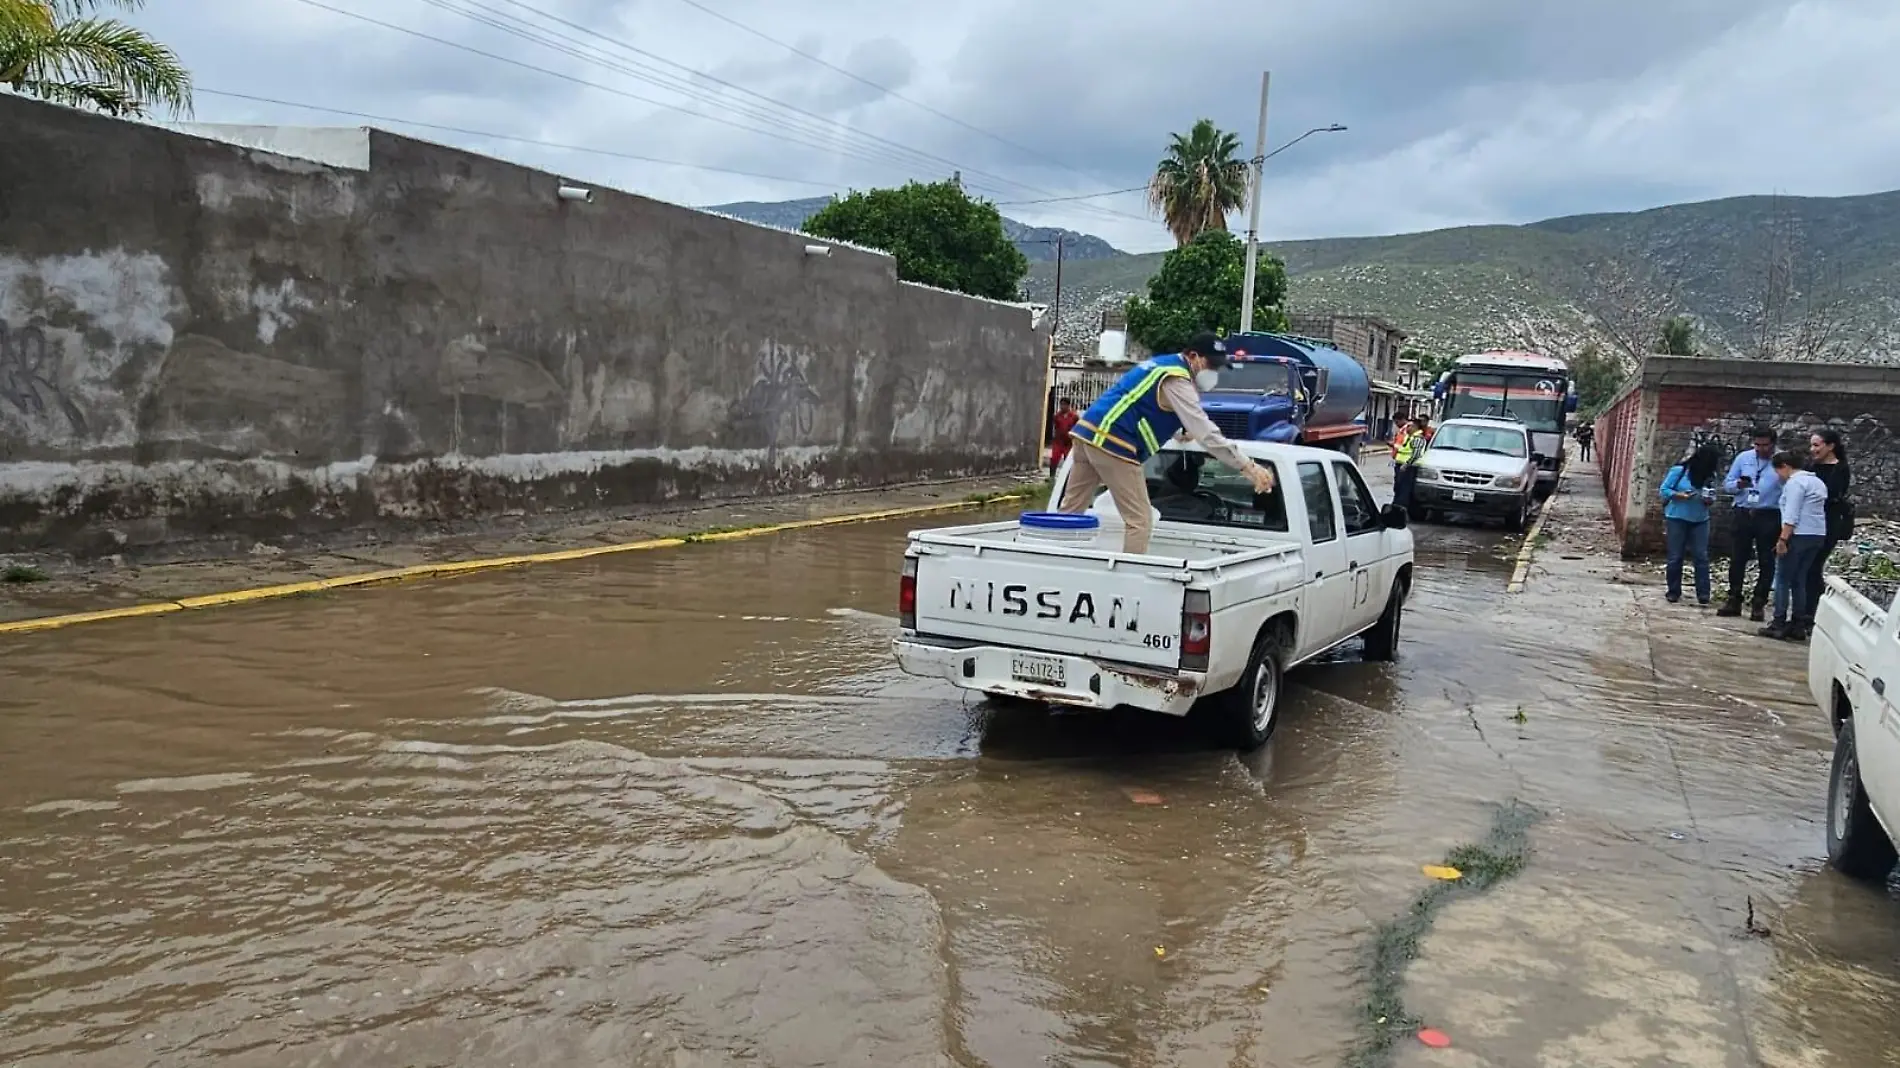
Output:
left=1141, top=451, right=1290, bottom=532
left=1331, top=461, right=1381, bottom=536
left=1298, top=462, right=1338, bottom=543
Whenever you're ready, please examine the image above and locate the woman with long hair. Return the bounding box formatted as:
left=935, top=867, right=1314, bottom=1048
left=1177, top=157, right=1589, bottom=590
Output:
left=1657, top=441, right=1724, bottom=605
left=1803, top=428, right=1852, bottom=623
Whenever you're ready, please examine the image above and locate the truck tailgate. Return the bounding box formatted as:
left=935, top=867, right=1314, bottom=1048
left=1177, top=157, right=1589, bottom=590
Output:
left=911, top=547, right=1189, bottom=669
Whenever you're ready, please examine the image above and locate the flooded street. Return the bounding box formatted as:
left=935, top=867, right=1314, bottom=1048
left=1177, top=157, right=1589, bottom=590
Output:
left=4, top=474, right=1898, bottom=1067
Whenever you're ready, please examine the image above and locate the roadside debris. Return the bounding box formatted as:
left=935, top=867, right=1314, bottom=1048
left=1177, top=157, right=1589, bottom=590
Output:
left=1417, top=1028, right=1452, bottom=1048
left=1421, top=864, right=1463, bottom=881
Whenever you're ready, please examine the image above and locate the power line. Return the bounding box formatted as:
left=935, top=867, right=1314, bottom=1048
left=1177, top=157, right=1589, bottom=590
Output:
left=471, top=0, right=1029, bottom=197
left=414, top=0, right=1017, bottom=193
left=669, top=0, right=1111, bottom=191
left=193, top=88, right=844, bottom=188
left=996, top=185, right=1146, bottom=207
left=449, top=0, right=1150, bottom=225
left=284, top=0, right=1010, bottom=197
left=993, top=126, right=1349, bottom=213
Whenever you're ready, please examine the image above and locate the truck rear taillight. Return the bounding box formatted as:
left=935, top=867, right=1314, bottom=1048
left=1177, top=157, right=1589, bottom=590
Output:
left=1181, top=589, right=1211, bottom=672
left=899, top=556, right=918, bottom=630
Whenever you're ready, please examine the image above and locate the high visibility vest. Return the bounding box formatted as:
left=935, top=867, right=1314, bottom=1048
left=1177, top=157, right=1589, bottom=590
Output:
left=1395, top=430, right=1425, bottom=464
left=1074, top=354, right=1193, bottom=463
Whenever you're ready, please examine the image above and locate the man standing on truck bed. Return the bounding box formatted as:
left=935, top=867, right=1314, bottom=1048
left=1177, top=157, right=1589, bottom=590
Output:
left=1058, top=332, right=1276, bottom=554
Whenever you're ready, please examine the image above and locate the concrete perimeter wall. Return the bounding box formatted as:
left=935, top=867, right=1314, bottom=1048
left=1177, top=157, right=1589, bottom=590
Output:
left=1597, top=356, right=1900, bottom=557
left=0, top=96, right=1046, bottom=557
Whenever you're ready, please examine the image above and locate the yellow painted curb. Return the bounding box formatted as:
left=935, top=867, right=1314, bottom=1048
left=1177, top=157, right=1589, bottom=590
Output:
left=0, top=491, right=1034, bottom=636
left=1507, top=486, right=1559, bottom=594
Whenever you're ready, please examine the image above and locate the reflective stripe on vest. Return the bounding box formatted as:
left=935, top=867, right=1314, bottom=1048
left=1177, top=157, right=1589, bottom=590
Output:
left=1396, top=429, right=1429, bottom=464
left=1076, top=356, right=1192, bottom=463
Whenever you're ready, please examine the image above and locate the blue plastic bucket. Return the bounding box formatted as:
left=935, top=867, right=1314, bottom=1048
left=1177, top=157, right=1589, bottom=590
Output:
left=1017, top=511, right=1100, bottom=544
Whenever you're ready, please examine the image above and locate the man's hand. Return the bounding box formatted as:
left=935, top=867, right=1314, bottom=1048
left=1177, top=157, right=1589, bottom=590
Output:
left=1246, top=463, right=1276, bottom=494
left=1775, top=536, right=1790, bottom=556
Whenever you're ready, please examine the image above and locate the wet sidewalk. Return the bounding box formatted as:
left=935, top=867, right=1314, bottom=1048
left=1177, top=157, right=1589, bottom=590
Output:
left=1390, top=453, right=1892, bottom=1068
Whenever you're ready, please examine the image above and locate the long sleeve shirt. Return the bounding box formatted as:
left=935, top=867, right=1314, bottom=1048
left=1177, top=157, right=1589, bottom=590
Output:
left=1723, top=449, right=1782, bottom=509
left=1158, top=377, right=1256, bottom=473
left=1779, top=470, right=1829, bottom=536
left=1658, top=465, right=1712, bottom=523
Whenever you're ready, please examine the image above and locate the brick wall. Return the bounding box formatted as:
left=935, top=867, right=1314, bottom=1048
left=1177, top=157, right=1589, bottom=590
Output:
left=1597, top=357, right=1900, bottom=557
left=1595, top=381, right=1647, bottom=542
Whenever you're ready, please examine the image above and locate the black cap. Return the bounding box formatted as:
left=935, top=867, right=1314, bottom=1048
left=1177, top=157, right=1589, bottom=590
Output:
left=1183, top=331, right=1228, bottom=368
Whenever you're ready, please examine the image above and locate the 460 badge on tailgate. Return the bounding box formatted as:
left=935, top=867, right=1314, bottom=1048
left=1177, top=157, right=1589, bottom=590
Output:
left=948, top=579, right=1141, bottom=633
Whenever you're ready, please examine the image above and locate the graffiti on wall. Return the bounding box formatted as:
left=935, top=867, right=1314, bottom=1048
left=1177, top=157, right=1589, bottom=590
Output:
left=0, top=316, right=88, bottom=437
left=729, top=343, right=819, bottom=463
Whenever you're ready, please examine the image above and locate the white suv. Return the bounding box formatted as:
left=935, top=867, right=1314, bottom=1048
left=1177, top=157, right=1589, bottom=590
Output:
left=1407, top=417, right=1543, bottom=531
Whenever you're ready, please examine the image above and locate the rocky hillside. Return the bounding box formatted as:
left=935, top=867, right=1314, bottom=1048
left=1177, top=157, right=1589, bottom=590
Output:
left=702, top=196, right=1123, bottom=263
left=1025, top=189, right=1900, bottom=361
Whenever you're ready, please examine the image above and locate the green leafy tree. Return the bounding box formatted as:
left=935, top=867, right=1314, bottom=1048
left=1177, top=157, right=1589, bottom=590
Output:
left=802, top=179, right=1027, bottom=301
left=1571, top=342, right=1630, bottom=416
left=1, top=0, right=192, bottom=116
left=1658, top=315, right=1696, bottom=356
left=1403, top=347, right=1457, bottom=381
left=1147, top=118, right=1248, bottom=247
left=1124, top=229, right=1287, bottom=354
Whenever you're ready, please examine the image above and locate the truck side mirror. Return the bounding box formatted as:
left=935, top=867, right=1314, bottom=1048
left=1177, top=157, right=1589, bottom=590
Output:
left=1380, top=503, right=1409, bottom=530
left=1531, top=452, right=1546, bottom=464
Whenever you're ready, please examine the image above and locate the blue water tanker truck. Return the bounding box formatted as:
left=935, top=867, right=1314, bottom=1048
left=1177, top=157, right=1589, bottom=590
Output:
left=1196, top=332, right=1372, bottom=453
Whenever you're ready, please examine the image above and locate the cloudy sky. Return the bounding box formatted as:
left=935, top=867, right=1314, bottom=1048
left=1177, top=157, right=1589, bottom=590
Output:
left=131, top=0, right=1899, bottom=254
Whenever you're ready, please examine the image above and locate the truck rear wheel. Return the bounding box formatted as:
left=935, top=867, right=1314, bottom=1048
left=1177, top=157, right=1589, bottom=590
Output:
left=1214, top=629, right=1286, bottom=750
left=1827, top=719, right=1898, bottom=880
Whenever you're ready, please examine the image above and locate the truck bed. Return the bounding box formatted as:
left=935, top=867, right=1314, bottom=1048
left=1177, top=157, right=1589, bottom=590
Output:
left=911, top=519, right=1301, bottom=564
left=907, top=520, right=1305, bottom=671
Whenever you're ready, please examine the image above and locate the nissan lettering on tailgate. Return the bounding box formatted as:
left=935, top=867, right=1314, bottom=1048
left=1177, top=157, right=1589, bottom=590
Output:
left=948, top=578, right=1142, bottom=633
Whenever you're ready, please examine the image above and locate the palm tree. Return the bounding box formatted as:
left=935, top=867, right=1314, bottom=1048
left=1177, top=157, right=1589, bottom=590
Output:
left=1, top=0, right=192, bottom=117
left=1147, top=119, right=1248, bottom=246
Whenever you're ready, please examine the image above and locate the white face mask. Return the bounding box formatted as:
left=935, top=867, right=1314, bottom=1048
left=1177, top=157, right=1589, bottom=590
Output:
left=1195, top=369, right=1220, bottom=391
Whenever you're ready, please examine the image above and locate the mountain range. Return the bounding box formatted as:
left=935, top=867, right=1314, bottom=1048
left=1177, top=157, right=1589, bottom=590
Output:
left=708, top=189, right=1900, bottom=364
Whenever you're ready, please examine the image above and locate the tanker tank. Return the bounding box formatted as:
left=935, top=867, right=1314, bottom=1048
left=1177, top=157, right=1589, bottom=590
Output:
left=1221, top=332, right=1371, bottom=427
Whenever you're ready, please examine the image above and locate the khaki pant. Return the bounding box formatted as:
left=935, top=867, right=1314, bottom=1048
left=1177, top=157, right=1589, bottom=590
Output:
left=1058, top=440, right=1154, bottom=554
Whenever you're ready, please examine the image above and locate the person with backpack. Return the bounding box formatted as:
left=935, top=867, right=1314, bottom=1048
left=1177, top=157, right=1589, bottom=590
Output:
left=1802, top=428, right=1853, bottom=624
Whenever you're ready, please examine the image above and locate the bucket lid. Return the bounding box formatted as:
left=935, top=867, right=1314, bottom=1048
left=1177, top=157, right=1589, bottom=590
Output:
left=1019, top=511, right=1100, bottom=531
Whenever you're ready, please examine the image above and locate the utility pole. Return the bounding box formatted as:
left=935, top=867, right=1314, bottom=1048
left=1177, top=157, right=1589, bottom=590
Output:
left=1238, top=70, right=1271, bottom=334
left=1051, top=233, right=1065, bottom=337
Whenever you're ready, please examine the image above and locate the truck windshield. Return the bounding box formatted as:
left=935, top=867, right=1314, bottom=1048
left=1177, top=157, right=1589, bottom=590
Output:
left=1207, top=361, right=1293, bottom=396
left=1443, top=373, right=1565, bottom=432
left=1430, top=425, right=1528, bottom=457
left=1141, top=451, right=1290, bottom=532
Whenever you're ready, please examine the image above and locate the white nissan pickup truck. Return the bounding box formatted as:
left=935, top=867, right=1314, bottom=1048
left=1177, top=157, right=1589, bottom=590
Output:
left=892, top=440, right=1415, bottom=748
left=1809, top=576, right=1900, bottom=881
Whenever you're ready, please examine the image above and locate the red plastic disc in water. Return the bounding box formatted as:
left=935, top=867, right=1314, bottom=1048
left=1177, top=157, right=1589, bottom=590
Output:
left=1417, top=1028, right=1452, bottom=1048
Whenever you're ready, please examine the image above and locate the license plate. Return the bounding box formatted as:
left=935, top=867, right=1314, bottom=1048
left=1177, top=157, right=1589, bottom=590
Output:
left=1011, top=653, right=1065, bottom=687
left=1451, top=489, right=1476, bottom=503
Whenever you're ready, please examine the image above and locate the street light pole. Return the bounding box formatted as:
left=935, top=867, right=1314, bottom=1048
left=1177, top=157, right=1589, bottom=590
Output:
left=1238, top=70, right=1271, bottom=335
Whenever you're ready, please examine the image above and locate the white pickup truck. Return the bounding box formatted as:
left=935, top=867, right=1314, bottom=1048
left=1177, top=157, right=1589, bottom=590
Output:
left=1809, top=576, right=1900, bottom=881
left=892, top=440, right=1415, bottom=748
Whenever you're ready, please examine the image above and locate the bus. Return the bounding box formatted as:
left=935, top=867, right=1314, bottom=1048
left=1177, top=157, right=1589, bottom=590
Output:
left=1431, top=350, right=1578, bottom=499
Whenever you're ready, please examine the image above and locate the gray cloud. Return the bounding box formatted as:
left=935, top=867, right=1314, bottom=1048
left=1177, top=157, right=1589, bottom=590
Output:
left=130, top=0, right=1899, bottom=253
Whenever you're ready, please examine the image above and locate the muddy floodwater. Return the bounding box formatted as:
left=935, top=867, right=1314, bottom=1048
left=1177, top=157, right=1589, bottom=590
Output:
left=3, top=481, right=1898, bottom=1067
